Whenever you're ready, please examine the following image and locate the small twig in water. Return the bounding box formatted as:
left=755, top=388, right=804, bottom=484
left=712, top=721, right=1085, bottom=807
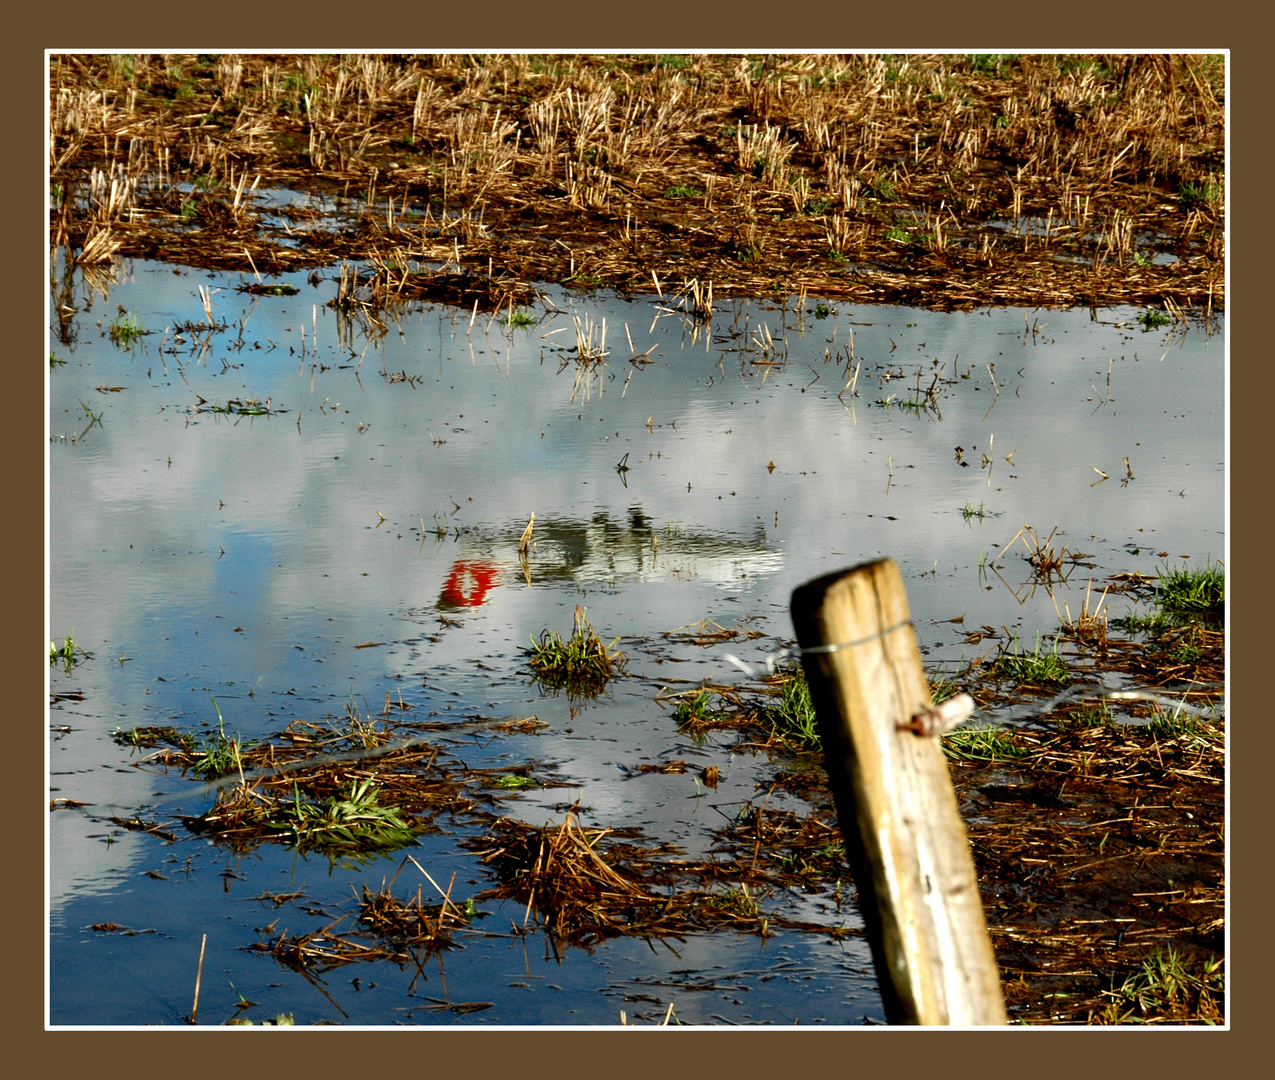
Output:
left=190, top=933, right=207, bottom=1025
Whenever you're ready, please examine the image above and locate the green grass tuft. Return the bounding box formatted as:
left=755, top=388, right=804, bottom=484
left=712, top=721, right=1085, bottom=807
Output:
left=527, top=606, right=626, bottom=696
left=1177, top=180, right=1221, bottom=213
left=1165, top=640, right=1201, bottom=663
left=869, top=175, right=897, bottom=200
left=1117, top=561, right=1224, bottom=633
left=1147, top=710, right=1221, bottom=745
left=966, top=54, right=1017, bottom=76
left=49, top=634, right=83, bottom=673
left=1113, top=609, right=1174, bottom=636
left=703, top=885, right=761, bottom=919
left=267, top=777, right=416, bottom=858
left=995, top=634, right=1071, bottom=687
left=672, top=689, right=719, bottom=729
left=1156, top=560, right=1224, bottom=613
left=771, top=670, right=820, bottom=749
left=109, top=310, right=145, bottom=346
left=1061, top=703, right=1114, bottom=730
left=927, top=669, right=962, bottom=705
left=1099, top=946, right=1223, bottom=1024
left=941, top=724, right=1026, bottom=762
left=191, top=698, right=255, bottom=780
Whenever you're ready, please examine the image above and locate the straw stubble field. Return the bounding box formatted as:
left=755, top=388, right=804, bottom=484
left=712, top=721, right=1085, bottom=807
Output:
left=50, top=53, right=1223, bottom=313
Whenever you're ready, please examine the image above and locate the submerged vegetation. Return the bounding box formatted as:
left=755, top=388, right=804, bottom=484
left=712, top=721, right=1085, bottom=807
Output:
left=501, top=308, right=537, bottom=328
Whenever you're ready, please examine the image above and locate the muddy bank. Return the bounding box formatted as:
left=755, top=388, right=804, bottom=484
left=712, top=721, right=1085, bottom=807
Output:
left=50, top=53, right=1223, bottom=312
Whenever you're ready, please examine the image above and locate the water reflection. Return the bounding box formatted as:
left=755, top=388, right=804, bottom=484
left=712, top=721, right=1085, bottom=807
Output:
left=536, top=509, right=778, bottom=585
left=47, top=252, right=1224, bottom=1025
left=437, top=509, right=782, bottom=610
left=438, top=557, right=501, bottom=609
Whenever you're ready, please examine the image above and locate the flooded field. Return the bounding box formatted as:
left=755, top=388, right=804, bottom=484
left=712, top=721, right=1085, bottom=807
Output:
left=47, top=253, right=1224, bottom=1026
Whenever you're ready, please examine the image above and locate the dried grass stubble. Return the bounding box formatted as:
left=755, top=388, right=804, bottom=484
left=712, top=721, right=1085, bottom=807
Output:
left=710, top=801, right=850, bottom=890
left=466, top=813, right=819, bottom=946
left=49, top=54, right=1224, bottom=311
left=951, top=719, right=1224, bottom=1024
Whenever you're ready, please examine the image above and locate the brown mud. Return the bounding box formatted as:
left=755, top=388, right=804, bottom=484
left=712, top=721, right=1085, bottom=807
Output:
left=51, top=53, right=1223, bottom=313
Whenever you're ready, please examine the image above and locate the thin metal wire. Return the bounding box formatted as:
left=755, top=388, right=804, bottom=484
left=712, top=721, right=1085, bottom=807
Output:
left=988, top=681, right=1225, bottom=725
left=724, top=625, right=1224, bottom=728
left=801, top=617, right=916, bottom=655
left=723, top=618, right=914, bottom=678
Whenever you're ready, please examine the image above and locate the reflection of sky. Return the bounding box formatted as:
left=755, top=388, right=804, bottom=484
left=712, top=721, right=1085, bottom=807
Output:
left=48, top=258, right=1225, bottom=1022
left=49, top=262, right=1226, bottom=836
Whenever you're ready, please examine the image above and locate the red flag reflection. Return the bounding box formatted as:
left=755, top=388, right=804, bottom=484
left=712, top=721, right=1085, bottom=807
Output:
left=439, top=558, right=502, bottom=609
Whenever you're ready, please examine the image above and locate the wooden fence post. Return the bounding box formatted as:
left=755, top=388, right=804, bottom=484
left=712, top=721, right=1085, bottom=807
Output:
left=791, top=558, right=1007, bottom=1025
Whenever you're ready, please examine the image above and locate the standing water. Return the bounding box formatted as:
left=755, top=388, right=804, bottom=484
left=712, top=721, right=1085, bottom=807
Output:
left=48, top=254, right=1224, bottom=1025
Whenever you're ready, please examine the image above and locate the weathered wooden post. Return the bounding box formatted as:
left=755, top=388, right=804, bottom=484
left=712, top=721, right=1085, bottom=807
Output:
left=791, top=558, right=1007, bottom=1025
